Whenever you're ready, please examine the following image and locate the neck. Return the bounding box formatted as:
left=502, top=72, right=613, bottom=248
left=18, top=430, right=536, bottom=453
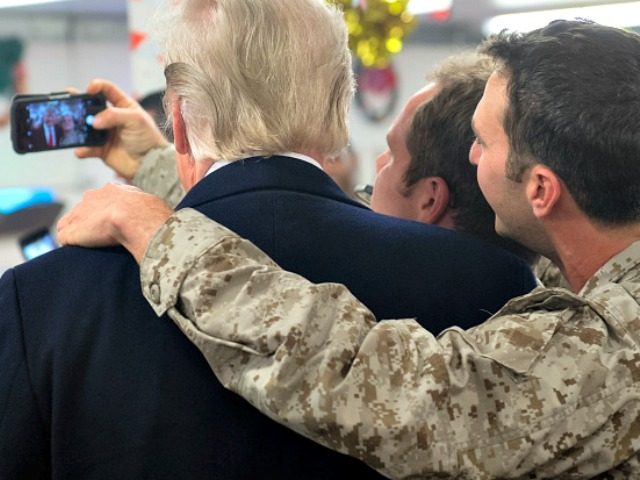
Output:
left=550, top=220, right=640, bottom=292
left=433, top=211, right=456, bottom=231
left=300, top=150, right=328, bottom=168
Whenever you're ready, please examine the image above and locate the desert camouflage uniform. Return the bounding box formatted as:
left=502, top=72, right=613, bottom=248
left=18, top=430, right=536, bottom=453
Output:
left=534, top=256, right=571, bottom=290
left=131, top=145, right=184, bottom=208
left=141, top=208, right=640, bottom=479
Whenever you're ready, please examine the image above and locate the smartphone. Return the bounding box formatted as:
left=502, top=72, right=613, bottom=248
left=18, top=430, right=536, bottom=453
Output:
left=11, top=92, right=108, bottom=154
left=19, top=228, right=59, bottom=261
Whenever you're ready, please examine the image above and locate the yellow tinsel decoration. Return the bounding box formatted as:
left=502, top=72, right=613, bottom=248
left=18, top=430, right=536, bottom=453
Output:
left=329, top=0, right=416, bottom=68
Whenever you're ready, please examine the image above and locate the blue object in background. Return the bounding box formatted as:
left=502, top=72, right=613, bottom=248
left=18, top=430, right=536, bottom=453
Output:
left=0, top=187, right=55, bottom=215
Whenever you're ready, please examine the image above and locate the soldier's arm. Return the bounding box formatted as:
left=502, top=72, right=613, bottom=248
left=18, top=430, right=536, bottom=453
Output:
left=74, top=79, right=184, bottom=207
left=139, top=208, right=589, bottom=479
left=131, top=145, right=185, bottom=208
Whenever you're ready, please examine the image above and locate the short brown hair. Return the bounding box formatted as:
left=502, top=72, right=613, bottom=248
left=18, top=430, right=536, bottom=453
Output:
left=405, top=53, right=535, bottom=261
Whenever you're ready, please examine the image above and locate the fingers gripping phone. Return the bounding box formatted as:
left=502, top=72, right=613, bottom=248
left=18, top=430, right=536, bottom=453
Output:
left=11, top=92, right=108, bottom=154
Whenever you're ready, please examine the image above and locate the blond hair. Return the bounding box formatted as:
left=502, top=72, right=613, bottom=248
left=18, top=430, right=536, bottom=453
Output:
left=157, top=0, right=354, bottom=162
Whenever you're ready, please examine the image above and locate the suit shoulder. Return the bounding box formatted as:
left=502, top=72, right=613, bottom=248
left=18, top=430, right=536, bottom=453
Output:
left=13, top=245, right=140, bottom=297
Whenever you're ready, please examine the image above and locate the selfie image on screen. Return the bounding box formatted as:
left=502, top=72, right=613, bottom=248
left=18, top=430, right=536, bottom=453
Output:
left=24, top=99, right=90, bottom=150
left=11, top=94, right=106, bottom=154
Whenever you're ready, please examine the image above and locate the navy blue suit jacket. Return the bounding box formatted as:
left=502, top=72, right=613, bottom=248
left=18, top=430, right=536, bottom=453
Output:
left=0, top=156, right=536, bottom=479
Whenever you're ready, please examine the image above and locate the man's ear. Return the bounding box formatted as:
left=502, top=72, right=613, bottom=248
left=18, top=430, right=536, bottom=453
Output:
left=171, top=99, right=190, bottom=155
left=413, top=176, right=450, bottom=225
left=171, top=98, right=200, bottom=190
left=526, top=165, right=562, bottom=219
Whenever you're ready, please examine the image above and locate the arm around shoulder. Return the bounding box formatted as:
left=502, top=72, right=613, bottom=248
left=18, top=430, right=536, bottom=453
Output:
left=139, top=209, right=608, bottom=478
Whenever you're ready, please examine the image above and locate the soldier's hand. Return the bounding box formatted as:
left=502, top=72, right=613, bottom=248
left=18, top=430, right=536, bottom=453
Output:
left=74, top=79, right=168, bottom=181
left=57, top=183, right=173, bottom=264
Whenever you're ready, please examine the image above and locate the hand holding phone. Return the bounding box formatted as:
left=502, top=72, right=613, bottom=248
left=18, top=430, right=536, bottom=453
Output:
left=75, top=79, right=170, bottom=180
left=11, top=92, right=108, bottom=154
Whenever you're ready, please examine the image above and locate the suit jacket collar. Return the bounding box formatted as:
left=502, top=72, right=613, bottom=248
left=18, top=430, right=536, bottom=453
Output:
left=177, top=155, right=368, bottom=211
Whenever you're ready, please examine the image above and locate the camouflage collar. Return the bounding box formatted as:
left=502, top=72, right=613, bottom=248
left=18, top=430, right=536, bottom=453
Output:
left=490, top=241, right=640, bottom=319
left=579, top=240, right=640, bottom=296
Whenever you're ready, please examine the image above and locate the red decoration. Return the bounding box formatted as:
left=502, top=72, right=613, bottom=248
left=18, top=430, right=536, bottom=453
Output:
left=129, top=31, right=147, bottom=51
left=355, top=61, right=399, bottom=122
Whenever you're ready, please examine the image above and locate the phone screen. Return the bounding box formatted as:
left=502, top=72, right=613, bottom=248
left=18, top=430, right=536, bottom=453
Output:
left=11, top=93, right=107, bottom=154
left=19, top=229, right=59, bottom=260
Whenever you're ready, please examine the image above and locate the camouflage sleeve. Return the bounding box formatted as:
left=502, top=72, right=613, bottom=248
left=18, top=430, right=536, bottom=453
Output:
left=139, top=209, right=634, bottom=479
left=140, top=209, right=447, bottom=478
left=131, top=145, right=185, bottom=208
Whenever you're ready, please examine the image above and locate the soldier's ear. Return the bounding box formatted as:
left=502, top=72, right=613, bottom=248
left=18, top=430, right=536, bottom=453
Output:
left=414, top=176, right=450, bottom=226
left=527, top=165, right=561, bottom=219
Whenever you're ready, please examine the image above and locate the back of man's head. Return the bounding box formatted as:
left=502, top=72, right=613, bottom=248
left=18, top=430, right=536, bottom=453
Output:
left=405, top=54, right=491, bottom=238
left=404, top=54, right=535, bottom=261
left=158, top=0, right=354, bottom=162
left=481, top=19, right=640, bottom=225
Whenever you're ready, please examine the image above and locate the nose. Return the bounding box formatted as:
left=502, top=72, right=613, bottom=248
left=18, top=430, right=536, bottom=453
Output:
left=375, top=150, right=390, bottom=174
left=469, top=141, right=479, bottom=166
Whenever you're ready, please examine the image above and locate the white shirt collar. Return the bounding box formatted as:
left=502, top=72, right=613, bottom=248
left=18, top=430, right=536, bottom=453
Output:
left=205, top=152, right=322, bottom=177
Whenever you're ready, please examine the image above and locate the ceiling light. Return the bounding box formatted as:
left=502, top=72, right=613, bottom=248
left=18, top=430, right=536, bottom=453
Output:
left=491, top=0, right=578, bottom=8
left=408, top=0, right=453, bottom=16
left=484, top=1, right=640, bottom=34
left=0, top=0, right=67, bottom=8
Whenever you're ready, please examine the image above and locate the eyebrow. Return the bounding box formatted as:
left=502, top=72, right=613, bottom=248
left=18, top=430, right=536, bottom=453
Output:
left=470, top=118, right=481, bottom=140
